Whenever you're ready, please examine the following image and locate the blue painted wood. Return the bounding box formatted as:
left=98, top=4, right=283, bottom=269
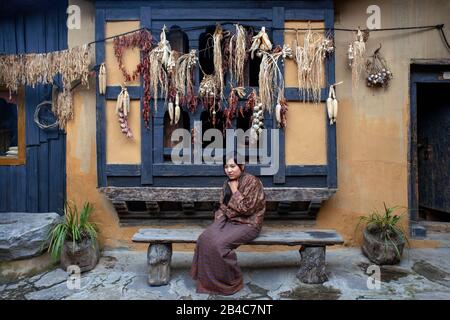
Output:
left=3, top=18, right=17, bottom=54
left=409, top=79, right=418, bottom=221
left=151, top=8, right=272, bottom=21
left=411, top=72, right=450, bottom=83
left=8, top=167, right=17, bottom=211
left=105, top=8, right=140, bottom=21
left=106, top=165, right=141, bottom=176
left=285, top=88, right=327, bottom=102
left=0, top=4, right=68, bottom=213
left=24, top=13, right=45, bottom=146
left=48, top=137, right=65, bottom=214
left=96, top=9, right=107, bottom=187
left=272, top=6, right=285, bottom=184
left=325, top=6, right=337, bottom=189
left=38, top=142, right=49, bottom=212
left=106, top=86, right=141, bottom=100
left=107, top=175, right=328, bottom=188
left=153, top=112, right=164, bottom=163
left=0, top=167, right=7, bottom=211
left=26, top=146, right=39, bottom=212
left=140, top=6, right=153, bottom=185
left=15, top=15, right=26, bottom=53
left=96, top=1, right=333, bottom=10
left=286, top=165, right=327, bottom=176
left=0, top=20, right=5, bottom=53
left=45, top=12, right=60, bottom=140
left=285, top=9, right=325, bottom=20
left=16, top=165, right=27, bottom=211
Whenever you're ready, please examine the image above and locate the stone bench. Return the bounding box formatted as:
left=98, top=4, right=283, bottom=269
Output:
left=132, top=228, right=344, bottom=286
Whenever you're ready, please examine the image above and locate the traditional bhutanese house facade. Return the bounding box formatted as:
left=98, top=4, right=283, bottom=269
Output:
left=0, top=0, right=449, bottom=251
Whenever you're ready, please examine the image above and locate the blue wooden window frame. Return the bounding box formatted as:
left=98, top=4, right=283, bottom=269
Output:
left=95, top=1, right=336, bottom=190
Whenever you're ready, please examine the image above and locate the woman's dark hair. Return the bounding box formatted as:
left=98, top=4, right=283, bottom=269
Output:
left=222, top=151, right=244, bottom=205
left=223, top=151, right=245, bottom=172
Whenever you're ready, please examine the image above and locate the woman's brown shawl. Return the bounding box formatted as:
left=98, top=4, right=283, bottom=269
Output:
left=214, top=173, right=266, bottom=230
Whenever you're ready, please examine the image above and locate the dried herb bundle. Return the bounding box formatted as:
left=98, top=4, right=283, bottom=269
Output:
left=228, top=24, right=249, bottom=87
left=293, top=28, right=334, bottom=103
left=258, top=44, right=292, bottom=113
left=174, top=49, right=198, bottom=112
left=348, top=28, right=369, bottom=88
left=213, top=24, right=225, bottom=99
left=0, top=45, right=92, bottom=131
left=148, top=27, right=172, bottom=111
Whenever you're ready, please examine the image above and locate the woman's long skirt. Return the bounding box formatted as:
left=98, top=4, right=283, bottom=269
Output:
left=190, top=216, right=260, bottom=295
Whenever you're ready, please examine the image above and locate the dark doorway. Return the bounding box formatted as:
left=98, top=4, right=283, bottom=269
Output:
left=416, top=82, right=450, bottom=221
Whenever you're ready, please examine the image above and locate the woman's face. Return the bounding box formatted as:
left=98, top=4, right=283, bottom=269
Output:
left=224, top=158, right=243, bottom=180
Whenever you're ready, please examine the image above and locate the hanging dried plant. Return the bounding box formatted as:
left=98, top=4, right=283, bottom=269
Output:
left=52, top=88, right=73, bottom=131
left=199, top=73, right=219, bottom=111
left=249, top=27, right=272, bottom=59
left=275, top=97, right=288, bottom=128
left=0, top=45, right=92, bottom=98
left=116, top=85, right=132, bottom=138
left=213, top=24, right=225, bottom=99
left=113, top=29, right=153, bottom=82
left=174, top=49, right=198, bottom=111
left=245, top=88, right=258, bottom=112
left=348, top=28, right=369, bottom=88
left=224, top=87, right=246, bottom=128
left=365, top=45, right=393, bottom=88
left=113, top=29, right=153, bottom=127
left=98, top=62, right=106, bottom=95
left=293, top=28, right=334, bottom=103
left=258, top=44, right=292, bottom=113
left=229, top=24, right=248, bottom=87
left=0, top=45, right=93, bottom=131
left=148, top=27, right=173, bottom=112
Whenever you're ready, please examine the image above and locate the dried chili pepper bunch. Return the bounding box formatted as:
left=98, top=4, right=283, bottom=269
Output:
left=224, top=87, right=246, bottom=129
left=113, top=29, right=153, bottom=127
left=365, top=45, right=393, bottom=88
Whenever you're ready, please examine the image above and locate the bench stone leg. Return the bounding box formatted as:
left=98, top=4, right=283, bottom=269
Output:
left=147, top=243, right=172, bottom=286
left=297, top=245, right=328, bottom=284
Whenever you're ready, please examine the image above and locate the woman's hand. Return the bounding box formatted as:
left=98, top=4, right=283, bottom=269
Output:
left=228, top=180, right=239, bottom=194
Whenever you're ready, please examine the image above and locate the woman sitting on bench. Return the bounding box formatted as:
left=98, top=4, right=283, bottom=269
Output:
left=190, top=152, right=266, bottom=295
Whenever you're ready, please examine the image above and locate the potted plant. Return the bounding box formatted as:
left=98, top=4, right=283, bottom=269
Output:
left=357, top=203, right=408, bottom=265
left=47, top=201, right=100, bottom=272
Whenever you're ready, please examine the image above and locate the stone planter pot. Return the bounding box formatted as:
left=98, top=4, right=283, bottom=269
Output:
left=361, top=228, right=405, bottom=265
left=60, top=238, right=100, bottom=273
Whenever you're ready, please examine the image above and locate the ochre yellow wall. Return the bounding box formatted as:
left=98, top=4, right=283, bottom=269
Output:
left=284, top=21, right=327, bottom=165
left=106, top=100, right=141, bottom=164
left=66, top=0, right=448, bottom=250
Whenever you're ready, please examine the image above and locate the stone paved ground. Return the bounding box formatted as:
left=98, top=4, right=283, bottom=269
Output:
left=1, top=245, right=450, bottom=300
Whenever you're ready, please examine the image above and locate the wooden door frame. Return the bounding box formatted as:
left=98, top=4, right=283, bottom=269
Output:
left=409, top=60, right=450, bottom=237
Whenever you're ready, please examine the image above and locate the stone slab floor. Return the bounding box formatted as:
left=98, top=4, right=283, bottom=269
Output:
left=1, top=246, right=450, bottom=300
